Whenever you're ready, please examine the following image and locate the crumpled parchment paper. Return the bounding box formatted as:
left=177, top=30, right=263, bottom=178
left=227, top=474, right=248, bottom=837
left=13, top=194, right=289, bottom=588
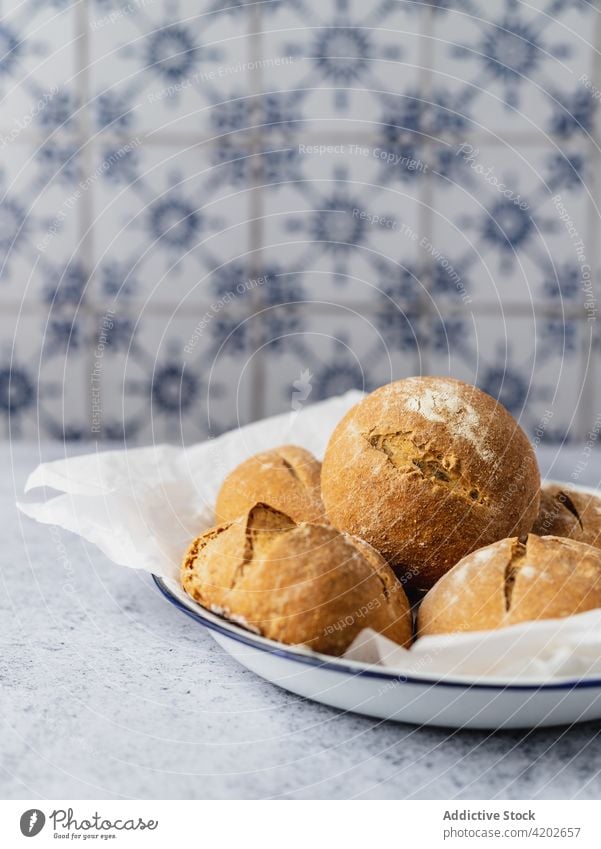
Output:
left=17, top=390, right=601, bottom=682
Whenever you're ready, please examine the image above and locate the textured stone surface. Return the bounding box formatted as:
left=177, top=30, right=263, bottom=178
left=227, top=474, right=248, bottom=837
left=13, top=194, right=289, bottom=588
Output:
left=3, top=443, right=601, bottom=800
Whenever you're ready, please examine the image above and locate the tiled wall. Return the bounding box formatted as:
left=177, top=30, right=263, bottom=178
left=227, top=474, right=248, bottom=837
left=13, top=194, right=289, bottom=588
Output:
left=2, top=0, right=601, bottom=444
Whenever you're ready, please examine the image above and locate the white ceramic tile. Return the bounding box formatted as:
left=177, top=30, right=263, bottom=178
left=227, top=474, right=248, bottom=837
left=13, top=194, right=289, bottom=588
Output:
left=0, top=310, right=89, bottom=441
left=89, top=141, right=255, bottom=308
left=0, top=141, right=83, bottom=306
left=88, top=0, right=252, bottom=136
left=0, top=0, right=79, bottom=138
left=259, top=0, right=425, bottom=136
left=260, top=142, right=426, bottom=302
left=430, top=0, right=599, bottom=139
left=91, top=308, right=254, bottom=444
left=428, top=141, right=596, bottom=307
left=427, top=310, right=586, bottom=441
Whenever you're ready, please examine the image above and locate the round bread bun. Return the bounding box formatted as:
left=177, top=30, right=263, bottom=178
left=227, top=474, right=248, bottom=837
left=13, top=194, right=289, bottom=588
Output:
left=215, top=445, right=324, bottom=524
left=418, top=534, right=601, bottom=636
left=321, top=376, right=540, bottom=592
left=181, top=503, right=412, bottom=655
left=532, top=484, right=601, bottom=550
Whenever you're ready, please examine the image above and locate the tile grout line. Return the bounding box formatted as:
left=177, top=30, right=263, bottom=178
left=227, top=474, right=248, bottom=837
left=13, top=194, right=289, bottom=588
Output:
left=9, top=129, right=600, bottom=148
left=92, top=307, right=601, bottom=319
left=577, top=1, right=601, bottom=443
left=74, top=0, right=97, bottom=439
left=5, top=298, right=593, bottom=318
left=415, top=3, right=436, bottom=377
left=248, top=3, right=266, bottom=424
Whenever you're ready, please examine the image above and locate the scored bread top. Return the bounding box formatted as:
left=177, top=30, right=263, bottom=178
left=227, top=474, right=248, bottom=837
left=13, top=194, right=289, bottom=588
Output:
left=181, top=503, right=412, bottom=655
left=215, top=445, right=324, bottom=525
left=417, top=533, right=601, bottom=636
left=321, top=377, right=541, bottom=591
left=533, top=484, right=601, bottom=550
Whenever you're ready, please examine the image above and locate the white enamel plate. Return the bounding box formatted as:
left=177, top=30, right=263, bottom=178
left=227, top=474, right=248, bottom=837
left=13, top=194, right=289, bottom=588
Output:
left=154, top=480, right=601, bottom=730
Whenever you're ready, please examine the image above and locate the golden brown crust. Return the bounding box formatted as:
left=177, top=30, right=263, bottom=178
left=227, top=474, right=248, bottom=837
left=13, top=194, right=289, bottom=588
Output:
left=532, top=484, right=601, bottom=550
left=417, top=534, right=601, bottom=636
left=181, top=504, right=412, bottom=655
left=321, top=377, right=540, bottom=592
left=215, top=445, right=324, bottom=525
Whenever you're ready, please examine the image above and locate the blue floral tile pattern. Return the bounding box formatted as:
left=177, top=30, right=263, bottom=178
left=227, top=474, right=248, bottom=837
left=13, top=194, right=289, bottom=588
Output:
left=260, top=145, right=425, bottom=302
left=427, top=311, right=586, bottom=441
left=0, top=313, right=89, bottom=441
left=89, top=0, right=252, bottom=136
left=1, top=0, right=600, bottom=444
left=428, top=141, right=597, bottom=307
left=89, top=142, right=254, bottom=307
left=0, top=1, right=79, bottom=136
left=91, top=309, right=255, bottom=443
left=430, top=0, right=598, bottom=139
left=0, top=143, right=82, bottom=305
left=259, top=0, right=424, bottom=133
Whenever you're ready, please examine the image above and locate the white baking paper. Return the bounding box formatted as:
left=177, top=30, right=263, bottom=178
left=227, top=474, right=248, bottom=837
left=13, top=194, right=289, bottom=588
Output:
left=17, top=390, right=601, bottom=682
left=344, top=616, right=601, bottom=680
left=18, top=392, right=363, bottom=580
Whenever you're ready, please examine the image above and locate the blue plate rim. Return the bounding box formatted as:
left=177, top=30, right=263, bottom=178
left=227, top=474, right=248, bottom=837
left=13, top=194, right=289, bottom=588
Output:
left=153, top=575, right=601, bottom=693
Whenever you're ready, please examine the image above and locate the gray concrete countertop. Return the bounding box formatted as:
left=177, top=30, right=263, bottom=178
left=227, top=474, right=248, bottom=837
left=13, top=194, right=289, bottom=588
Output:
left=2, top=441, right=601, bottom=800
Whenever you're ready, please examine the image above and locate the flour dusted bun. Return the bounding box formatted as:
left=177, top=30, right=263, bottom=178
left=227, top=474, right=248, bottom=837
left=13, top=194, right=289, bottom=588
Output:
left=215, top=445, right=324, bottom=524
left=181, top=504, right=412, bottom=655
left=533, top=484, right=601, bottom=550
left=321, top=377, right=540, bottom=592
left=418, top=534, right=601, bottom=636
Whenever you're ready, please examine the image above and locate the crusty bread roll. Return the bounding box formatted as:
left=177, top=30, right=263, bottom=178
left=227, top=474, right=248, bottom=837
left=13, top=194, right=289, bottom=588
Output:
left=215, top=445, right=324, bottom=524
left=533, top=484, right=601, bottom=550
left=418, top=534, right=601, bottom=636
left=321, top=377, right=540, bottom=592
left=181, top=503, right=412, bottom=655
